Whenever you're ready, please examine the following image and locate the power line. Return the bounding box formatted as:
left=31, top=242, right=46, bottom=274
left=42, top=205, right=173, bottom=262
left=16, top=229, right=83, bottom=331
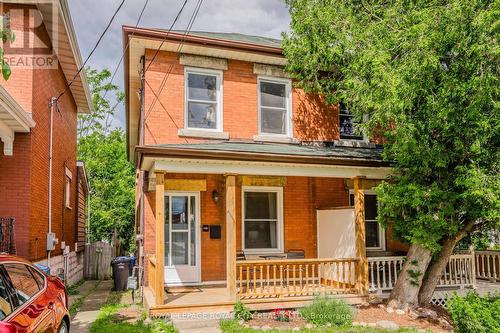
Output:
left=144, top=0, right=203, bottom=122
left=56, top=0, right=126, bottom=101
left=102, top=0, right=150, bottom=101
left=143, top=0, right=189, bottom=74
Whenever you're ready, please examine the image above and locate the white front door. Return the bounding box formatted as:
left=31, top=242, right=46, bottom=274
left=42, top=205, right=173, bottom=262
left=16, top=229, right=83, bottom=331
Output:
left=164, top=192, right=201, bottom=285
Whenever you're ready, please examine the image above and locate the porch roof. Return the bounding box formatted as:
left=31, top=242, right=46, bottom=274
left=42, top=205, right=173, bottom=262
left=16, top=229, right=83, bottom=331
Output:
left=139, top=141, right=386, bottom=164
left=137, top=142, right=391, bottom=179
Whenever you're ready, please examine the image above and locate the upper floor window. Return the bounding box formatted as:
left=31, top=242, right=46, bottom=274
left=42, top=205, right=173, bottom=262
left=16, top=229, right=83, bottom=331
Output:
left=339, top=102, right=363, bottom=140
left=258, top=78, right=291, bottom=136
left=185, top=68, right=222, bottom=131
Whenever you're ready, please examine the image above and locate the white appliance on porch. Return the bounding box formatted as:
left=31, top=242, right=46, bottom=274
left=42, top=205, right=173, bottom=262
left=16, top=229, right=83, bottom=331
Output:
left=316, top=208, right=356, bottom=259
left=164, top=192, right=201, bottom=285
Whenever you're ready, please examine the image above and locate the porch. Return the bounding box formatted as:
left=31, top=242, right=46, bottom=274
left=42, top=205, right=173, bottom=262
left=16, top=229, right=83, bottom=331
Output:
left=137, top=142, right=392, bottom=314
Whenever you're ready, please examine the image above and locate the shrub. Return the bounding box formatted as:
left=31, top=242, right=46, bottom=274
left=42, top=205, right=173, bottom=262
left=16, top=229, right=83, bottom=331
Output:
left=447, top=291, right=500, bottom=333
left=299, top=296, right=354, bottom=327
left=234, top=300, right=252, bottom=321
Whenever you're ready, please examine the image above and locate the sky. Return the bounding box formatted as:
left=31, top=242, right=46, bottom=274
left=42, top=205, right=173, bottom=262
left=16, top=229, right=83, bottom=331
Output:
left=68, top=0, right=291, bottom=128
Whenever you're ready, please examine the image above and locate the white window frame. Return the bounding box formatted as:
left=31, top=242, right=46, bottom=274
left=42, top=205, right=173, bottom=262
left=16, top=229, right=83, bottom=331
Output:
left=184, top=67, right=223, bottom=132
left=257, top=76, right=292, bottom=137
left=65, top=167, right=72, bottom=209
left=241, top=186, right=284, bottom=254
left=349, top=190, right=385, bottom=251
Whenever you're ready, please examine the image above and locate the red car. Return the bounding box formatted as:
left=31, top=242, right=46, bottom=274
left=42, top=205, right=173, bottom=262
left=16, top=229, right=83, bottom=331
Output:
left=0, top=255, right=69, bottom=333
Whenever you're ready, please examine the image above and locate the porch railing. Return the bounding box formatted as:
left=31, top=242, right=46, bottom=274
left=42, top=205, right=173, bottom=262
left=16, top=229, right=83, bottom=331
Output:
left=475, top=250, right=500, bottom=281
left=0, top=218, right=16, bottom=254
left=368, top=253, right=475, bottom=293
left=236, top=258, right=359, bottom=299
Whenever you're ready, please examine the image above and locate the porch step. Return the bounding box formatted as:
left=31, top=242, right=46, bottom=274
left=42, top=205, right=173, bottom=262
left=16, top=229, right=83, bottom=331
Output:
left=170, top=312, right=231, bottom=331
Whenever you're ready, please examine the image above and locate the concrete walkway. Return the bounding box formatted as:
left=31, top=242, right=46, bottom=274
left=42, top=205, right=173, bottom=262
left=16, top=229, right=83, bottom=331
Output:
left=170, top=312, right=231, bottom=333
left=71, top=280, right=113, bottom=333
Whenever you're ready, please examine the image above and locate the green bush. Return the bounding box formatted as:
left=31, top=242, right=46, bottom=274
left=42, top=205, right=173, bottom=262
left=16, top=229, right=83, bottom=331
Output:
left=234, top=300, right=252, bottom=321
left=447, top=291, right=500, bottom=333
left=299, top=296, right=354, bottom=327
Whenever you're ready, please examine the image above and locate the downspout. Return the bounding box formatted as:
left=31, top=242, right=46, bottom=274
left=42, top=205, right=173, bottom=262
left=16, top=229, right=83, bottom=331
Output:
left=47, top=97, right=56, bottom=268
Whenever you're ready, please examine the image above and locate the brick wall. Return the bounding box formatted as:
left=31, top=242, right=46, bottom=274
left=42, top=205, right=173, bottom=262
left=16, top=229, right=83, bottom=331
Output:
left=0, top=3, right=79, bottom=262
left=143, top=50, right=340, bottom=145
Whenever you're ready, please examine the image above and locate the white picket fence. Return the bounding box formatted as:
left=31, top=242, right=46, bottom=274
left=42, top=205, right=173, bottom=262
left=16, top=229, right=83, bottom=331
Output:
left=368, top=253, right=475, bottom=293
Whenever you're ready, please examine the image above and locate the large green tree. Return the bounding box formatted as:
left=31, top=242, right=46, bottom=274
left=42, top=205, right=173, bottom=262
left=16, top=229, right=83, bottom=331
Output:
left=78, top=68, right=135, bottom=251
left=78, top=130, right=135, bottom=250
left=283, top=0, right=499, bottom=309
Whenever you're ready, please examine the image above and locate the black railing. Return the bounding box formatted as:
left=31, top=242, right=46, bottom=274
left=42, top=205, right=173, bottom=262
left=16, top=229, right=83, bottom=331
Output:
left=0, top=218, right=16, bottom=254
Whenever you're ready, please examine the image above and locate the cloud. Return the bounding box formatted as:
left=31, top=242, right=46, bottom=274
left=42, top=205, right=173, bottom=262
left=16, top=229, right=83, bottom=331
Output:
left=69, top=0, right=290, bottom=128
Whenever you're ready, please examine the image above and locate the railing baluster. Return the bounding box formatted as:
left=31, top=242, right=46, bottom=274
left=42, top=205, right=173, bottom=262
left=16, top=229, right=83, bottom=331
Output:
left=299, top=264, right=303, bottom=294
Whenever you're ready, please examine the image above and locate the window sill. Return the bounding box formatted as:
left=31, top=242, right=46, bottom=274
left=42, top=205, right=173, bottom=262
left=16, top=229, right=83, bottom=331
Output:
left=253, top=135, right=297, bottom=144
left=335, top=139, right=376, bottom=148
left=178, top=129, right=229, bottom=140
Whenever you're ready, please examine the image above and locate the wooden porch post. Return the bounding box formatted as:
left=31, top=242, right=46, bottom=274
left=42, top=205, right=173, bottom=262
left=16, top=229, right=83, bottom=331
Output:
left=155, top=171, right=165, bottom=305
left=225, top=175, right=237, bottom=299
left=354, top=176, right=369, bottom=296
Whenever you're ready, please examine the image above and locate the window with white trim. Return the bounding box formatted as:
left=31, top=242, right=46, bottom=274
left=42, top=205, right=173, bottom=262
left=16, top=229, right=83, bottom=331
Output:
left=349, top=192, right=385, bottom=250
left=258, top=78, right=291, bottom=136
left=242, top=187, right=283, bottom=253
left=185, top=68, right=222, bottom=130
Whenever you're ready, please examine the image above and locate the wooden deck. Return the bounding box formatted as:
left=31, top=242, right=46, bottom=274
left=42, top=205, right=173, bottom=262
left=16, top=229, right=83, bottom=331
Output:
left=144, top=285, right=365, bottom=316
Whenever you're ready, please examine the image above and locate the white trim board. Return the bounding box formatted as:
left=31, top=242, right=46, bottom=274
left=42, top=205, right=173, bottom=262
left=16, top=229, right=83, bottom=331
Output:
left=144, top=157, right=391, bottom=180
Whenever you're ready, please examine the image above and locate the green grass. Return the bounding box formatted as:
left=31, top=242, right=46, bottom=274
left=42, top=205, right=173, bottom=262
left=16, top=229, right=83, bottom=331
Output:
left=220, top=320, right=426, bottom=333
left=89, top=300, right=177, bottom=333
left=66, top=279, right=85, bottom=296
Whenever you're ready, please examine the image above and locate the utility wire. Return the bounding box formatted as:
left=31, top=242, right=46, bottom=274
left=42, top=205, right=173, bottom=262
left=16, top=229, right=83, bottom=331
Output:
left=102, top=0, right=150, bottom=101
left=144, top=0, right=203, bottom=122
left=143, top=0, right=189, bottom=74
left=56, top=0, right=126, bottom=101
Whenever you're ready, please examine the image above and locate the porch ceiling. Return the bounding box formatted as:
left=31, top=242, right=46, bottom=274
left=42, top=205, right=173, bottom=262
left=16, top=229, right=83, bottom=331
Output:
left=138, top=142, right=391, bottom=179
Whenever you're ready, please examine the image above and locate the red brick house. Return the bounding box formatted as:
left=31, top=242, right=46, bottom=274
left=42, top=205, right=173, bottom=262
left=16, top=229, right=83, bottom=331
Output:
left=0, top=0, right=91, bottom=285
left=123, top=27, right=413, bottom=314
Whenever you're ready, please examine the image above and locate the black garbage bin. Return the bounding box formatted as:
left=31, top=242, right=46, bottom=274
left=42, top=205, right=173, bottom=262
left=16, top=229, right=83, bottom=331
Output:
left=111, top=256, right=131, bottom=291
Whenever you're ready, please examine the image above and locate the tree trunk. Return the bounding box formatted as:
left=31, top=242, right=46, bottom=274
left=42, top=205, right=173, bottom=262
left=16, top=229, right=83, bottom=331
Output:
left=387, top=243, right=432, bottom=310
left=418, top=219, right=477, bottom=304
left=418, top=237, right=459, bottom=305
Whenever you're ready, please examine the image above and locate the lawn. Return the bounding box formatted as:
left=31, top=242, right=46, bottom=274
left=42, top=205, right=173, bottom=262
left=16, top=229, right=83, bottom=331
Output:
left=220, top=320, right=427, bottom=333
left=89, top=296, right=177, bottom=333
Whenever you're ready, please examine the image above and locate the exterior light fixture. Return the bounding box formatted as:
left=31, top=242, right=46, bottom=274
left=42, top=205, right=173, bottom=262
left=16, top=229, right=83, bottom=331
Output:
left=212, top=190, right=219, bottom=203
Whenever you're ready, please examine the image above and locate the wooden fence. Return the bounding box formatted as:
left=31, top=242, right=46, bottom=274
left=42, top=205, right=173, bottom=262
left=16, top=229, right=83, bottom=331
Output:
left=84, top=241, right=114, bottom=280
left=236, top=258, right=359, bottom=299
left=368, top=253, right=475, bottom=293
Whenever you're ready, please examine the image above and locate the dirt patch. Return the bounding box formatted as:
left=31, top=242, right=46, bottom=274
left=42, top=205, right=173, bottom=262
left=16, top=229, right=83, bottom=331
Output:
left=113, top=306, right=144, bottom=324
left=355, top=305, right=453, bottom=333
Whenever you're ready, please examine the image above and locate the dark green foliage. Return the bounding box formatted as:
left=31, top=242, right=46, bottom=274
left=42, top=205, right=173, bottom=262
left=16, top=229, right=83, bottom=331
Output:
left=78, top=130, right=135, bottom=250
left=299, top=296, right=354, bottom=327
left=234, top=300, right=253, bottom=321
left=78, top=67, right=134, bottom=251
left=283, top=0, right=500, bottom=253
left=447, top=292, right=500, bottom=333
left=0, top=13, right=15, bottom=80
